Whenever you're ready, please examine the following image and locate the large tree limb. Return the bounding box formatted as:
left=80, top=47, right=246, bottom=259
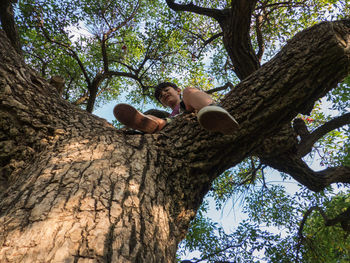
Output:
left=0, top=0, right=21, bottom=55
left=256, top=113, right=350, bottom=192
left=260, top=154, right=350, bottom=192
left=2, top=18, right=349, bottom=191
left=86, top=70, right=140, bottom=113
left=165, top=0, right=229, bottom=20
left=225, top=19, right=350, bottom=191
left=164, top=20, right=350, bottom=178
left=206, top=82, right=234, bottom=94
left=166, top=0, right=260, bottom=80
left=221, top=0, right=259, bottom=79
left=297, top=113, right=350, bottom=157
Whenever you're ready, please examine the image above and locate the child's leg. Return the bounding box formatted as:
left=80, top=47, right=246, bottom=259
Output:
left=113, top=104, right=166, bottom=133
left=182, top=87, right=213, bottom=112
left=182, top=87, right=239, bottom=135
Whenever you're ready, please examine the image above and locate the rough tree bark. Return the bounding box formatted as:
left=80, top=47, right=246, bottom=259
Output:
left=0, top=19, right=350, bottom=263
left=165, top=0, right=350, bottom=192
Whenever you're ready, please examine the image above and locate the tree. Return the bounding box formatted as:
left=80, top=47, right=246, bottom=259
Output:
left=0, top=1, right=350, bottom=262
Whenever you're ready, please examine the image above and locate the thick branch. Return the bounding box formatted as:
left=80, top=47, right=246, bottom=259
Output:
left=255, top=14, right=264, bottom=62
left=154, top=20, right=350, bottom=209
left=167, top=0, right=260, bottom=80
left=160, top=20, right=350, bottom=189
left=0, top=0, right=21, bottom=55
left=261, top=154, right=350, bottom=192
left=298, top=113, right=350, bottom=156
left=85, top=70, right=138, bottom=113
left=219, top=0, right=260, bottom=79
left=206, top=82, right=234, bottom=94
left=257, top=113, right=350, bottom=192
left=256, top=123, right=350, bottom=192
left=165, top=0, right=228, bottom=21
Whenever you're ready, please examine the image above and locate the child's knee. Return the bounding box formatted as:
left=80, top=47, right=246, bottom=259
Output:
left=183, top=87, right=199, bottom=97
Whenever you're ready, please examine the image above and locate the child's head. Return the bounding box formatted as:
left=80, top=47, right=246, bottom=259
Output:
left=154, top=82, right=182, bottom=109
left=154, top=82, right=179, bottom=102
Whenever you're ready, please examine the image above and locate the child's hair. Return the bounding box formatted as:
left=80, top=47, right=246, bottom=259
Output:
left=154, top=82, right=179, bottom=102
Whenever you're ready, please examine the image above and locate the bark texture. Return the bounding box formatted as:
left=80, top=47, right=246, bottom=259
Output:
left=0, top=19, right=350, bottom=262
left=0, top=31, right=182, bottom=262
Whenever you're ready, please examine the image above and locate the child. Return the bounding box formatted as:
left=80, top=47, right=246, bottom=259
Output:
left=113, top=82, right=239, bottom=134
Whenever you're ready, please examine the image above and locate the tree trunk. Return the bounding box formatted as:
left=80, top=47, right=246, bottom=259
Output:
left=0, top=0, right=22, bottom=55
left=220, top=0, right=260, bottom=79
left=0, top=19, right=350, bottom=262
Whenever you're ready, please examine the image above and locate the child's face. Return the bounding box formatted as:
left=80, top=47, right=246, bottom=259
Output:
left=159, top=86, right=181, bottom=109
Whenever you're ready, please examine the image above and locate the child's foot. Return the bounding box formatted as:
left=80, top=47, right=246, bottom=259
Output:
left=197, top=105, right=239, bottom=134
left=113, top=103, right=165, bottom=133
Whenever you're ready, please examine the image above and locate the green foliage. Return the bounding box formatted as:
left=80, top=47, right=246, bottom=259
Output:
left=15, top=0, right=209, bottom=110
left=179, top=201, right=223, bottom=256
left=243, top=184, right=298, bottom=229
left=209, top=158, right=263, bottom=210
left=326, top=79, right=350, bottom=166
left=15, top=0, right=350, bottom=110
left=296, top=188, right=350, bottom=263
left=180, top=172, right=350, bottom=262
left=252, top=0, right=350, bottom=61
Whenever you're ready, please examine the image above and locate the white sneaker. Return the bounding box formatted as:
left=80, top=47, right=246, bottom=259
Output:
left=197, top=105, right=239, bottom=134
